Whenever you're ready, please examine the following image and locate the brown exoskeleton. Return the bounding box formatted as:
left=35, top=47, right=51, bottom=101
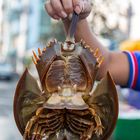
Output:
left=14, top=39, right=118, bottom=140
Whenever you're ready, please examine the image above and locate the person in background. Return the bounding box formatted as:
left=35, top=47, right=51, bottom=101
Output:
left=120, top=40, right=140, bottom=52
left=119, top=40, right=140, bottom=109
left=45, top=0, right=140, bottom=91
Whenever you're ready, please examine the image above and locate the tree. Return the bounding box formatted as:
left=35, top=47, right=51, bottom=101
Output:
left=90, top=0, right=131, bottom=42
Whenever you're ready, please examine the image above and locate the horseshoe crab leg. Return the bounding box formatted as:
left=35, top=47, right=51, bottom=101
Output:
left=80, top=125, right=95, bottom=140
left=23, top=108, right=62, bottom=140
left=88, top=107, right=104, bottom=137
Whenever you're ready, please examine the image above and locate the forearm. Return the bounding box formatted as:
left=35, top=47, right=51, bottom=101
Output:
left=63, top=19, right=129, bottom=86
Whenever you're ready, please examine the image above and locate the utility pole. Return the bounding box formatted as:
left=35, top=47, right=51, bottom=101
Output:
left=126, top=1, right=133, bottom=38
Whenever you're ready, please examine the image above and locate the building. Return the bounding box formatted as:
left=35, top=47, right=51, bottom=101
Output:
left=0, top=0, right=52, bottom=73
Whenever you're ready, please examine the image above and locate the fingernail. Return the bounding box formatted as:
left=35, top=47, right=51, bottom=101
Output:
left=74, top=5, right=81, bottom=14
left=61, top=11, right=67, bottom=18
left=54, top=15, right=60, bottom=20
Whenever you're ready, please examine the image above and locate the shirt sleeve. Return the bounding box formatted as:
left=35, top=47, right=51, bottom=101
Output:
left=123, top=51, right=140, bottom=91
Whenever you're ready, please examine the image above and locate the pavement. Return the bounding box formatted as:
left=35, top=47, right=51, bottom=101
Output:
left=0, top=78, right=22, bottom=140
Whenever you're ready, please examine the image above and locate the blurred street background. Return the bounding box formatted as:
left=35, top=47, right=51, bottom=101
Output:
left=0, top=79, right=21, bottom=140
left=0, top=0, right=140, bottom=140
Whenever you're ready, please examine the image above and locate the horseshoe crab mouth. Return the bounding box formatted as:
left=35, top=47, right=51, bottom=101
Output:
left=44, top=93, right=88, bottom=110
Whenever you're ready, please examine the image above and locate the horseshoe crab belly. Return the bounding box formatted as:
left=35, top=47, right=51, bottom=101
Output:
left=67, top=56, right=87, bottom=91
left=45, top=60, right=66, bottom=92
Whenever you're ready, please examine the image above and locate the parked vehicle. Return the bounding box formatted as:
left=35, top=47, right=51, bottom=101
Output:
left=0, top=62, right=14, bottom=80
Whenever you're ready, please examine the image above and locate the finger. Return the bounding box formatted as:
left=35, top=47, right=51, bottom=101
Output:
left=50, top=0, right=67, bottom=18
left=61, top=0, right=73, bottom=14
left=73, top=0, right=92, bottom=18
left=45, top=2, right=60, bottom=20
left=73, top=0, right=83, bottom=14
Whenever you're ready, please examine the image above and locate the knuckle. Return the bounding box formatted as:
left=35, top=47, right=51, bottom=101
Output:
left=47, top=10, right=53, bottom=16
left=47, top=9, right=54, bottom=17
left=45, top=3, right=52, bottom=14
left=64, top=6, right=73, bottom=13
left=53, top=5, right=61, bottom=12
left=51, top=0, right=62, bottom=12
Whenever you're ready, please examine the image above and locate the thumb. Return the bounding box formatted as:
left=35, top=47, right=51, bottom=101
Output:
left=73, top=0, right=84, bottom=14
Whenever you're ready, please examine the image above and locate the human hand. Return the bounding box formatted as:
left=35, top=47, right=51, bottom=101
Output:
left=44, top=0, right=92, bottom=20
